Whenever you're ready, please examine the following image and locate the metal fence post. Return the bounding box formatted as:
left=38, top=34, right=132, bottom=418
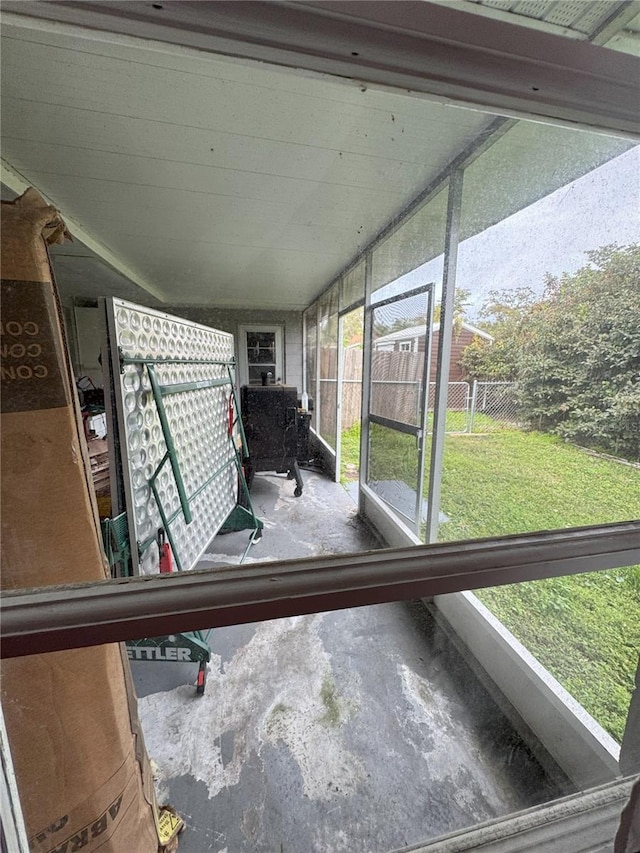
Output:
left=469, top=379, right=478, bottom=433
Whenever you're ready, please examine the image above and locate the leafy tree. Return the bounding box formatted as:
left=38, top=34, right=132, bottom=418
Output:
left=390, top=313, right=427, bottom=332
left=459, top=287, right=537, bottom=380
left=372, top=287, right=472, bottom=340
left=433, top=287, right=472, bottom=326
left=342, top=306, right=364, bottom=348
left=519, top=244, right=640, bottom=460
left=460, top=244, right=640, bottom=461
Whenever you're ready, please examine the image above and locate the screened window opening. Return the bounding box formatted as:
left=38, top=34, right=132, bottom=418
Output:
left=2, top=8, right=639, bottom=853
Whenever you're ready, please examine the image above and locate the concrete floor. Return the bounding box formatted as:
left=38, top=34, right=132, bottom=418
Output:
left=132, top=470, right=572, bottom=853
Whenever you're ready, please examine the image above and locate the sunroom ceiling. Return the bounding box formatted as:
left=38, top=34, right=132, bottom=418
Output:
left=0, top=10, right=635, bottom=310
left=0, top=16, right=495, bottom=310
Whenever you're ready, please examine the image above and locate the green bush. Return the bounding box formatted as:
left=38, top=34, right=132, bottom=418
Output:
left=460, top=244, right=640, bottom=461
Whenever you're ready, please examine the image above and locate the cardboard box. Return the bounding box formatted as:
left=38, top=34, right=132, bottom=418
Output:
left=1, top=189, right=180, bottom=851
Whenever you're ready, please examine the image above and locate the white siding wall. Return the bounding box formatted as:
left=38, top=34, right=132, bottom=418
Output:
left=167, top=306, right=304, bottom=391
left=68, top=304, right=304, bottom=391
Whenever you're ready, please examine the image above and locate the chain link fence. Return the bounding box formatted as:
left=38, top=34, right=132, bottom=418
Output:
left=340, top=373, right=520, bottom=436
left=427, top=381, right=471, bottom=433
left=468, top=381, right=521, bottom=432
left=366, top=379, right=520, bottom=434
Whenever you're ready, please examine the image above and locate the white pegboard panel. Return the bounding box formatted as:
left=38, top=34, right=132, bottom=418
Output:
left=543, top=1, right=591, bottom=28
left=469, top=0, right=617, bottom=37
left=564, top=2, right=619, bottom=35
left=480, top=1, right=516, bottom=10
left=513, top=1, right=554, bottom=20
left=108, top=298, right=237, bottom=573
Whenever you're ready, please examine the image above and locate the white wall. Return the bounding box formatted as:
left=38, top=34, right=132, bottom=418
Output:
left=68, top=303, right=304, bottom=391
left=168, top=306, right=303, bottom=391
left=73, top=305, right=106, bottom=387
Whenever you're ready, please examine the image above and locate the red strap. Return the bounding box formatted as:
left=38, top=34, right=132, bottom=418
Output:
left=159, top=542, right=173, bottom=573
left=228, top=393, right=234, bottom=436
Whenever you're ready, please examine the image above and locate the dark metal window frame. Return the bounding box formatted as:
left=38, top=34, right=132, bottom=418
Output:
left=2, top=521, right=638, bottom=658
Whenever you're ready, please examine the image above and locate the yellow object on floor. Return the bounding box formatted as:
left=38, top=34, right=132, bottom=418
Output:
left=158, top=807, right=185, bottom=848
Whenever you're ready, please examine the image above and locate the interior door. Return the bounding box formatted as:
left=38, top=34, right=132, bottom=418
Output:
left=365, top=285, right=433, bottom=536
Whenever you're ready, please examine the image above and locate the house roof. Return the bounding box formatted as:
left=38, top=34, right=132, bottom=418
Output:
left=375, top=321, right=494, bottom=345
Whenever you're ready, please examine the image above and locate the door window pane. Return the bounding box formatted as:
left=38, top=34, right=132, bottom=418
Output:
left=371, top=298, right=426, bottom=427
left=367, top=422, right=421, bottom=526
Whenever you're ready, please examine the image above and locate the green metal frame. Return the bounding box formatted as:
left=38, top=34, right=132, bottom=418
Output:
left=120, top=354, right=262, bottom=571
left=100, top=512, right=132, bottom=577
left=108, top=353, right=263, bottom=683
left=126, top=629, right=212, bottom=663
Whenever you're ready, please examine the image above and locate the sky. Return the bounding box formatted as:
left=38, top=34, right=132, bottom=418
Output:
left=374, top=145, right=640, bottom=323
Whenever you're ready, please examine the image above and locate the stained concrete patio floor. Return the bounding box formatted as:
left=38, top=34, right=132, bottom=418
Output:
left=131, top=470, right=573, bottom=853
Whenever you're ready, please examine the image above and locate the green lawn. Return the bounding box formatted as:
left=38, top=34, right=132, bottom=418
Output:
left=340, top=422, right=640, bottom=741
left=426, top=409, right=515, bottom=434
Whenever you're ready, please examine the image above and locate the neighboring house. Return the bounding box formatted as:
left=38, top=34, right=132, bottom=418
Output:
left=373, top=321, right=493, bottom=381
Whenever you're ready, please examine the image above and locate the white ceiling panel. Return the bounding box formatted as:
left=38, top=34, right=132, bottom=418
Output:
left=51, top=253, right=165, bottom=307
left=1, top=103, right=446, bottom=200
left=1, top=11, right=635, bottom=311
left=3, top=34, right=480, bottom=164
left=0, top=16, right=493, bottom=309
left=606, top=9, right=640, bottom=54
